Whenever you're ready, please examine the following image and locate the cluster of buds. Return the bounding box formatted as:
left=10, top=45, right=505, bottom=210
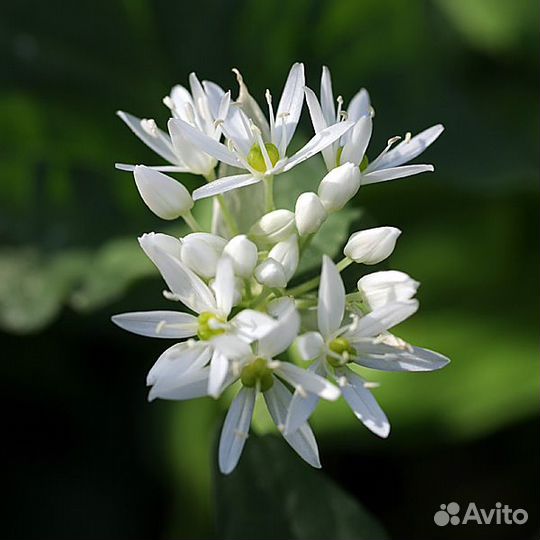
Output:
left=113, top=63, right=449, bottom=474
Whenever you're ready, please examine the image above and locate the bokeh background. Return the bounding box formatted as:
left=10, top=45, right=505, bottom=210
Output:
left=1, top=0, right=538, bottom=538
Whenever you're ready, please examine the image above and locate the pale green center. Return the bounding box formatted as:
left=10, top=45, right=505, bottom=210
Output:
left=197, top=312, right=226, bottom=341
left=240, top=357, right=274, bottom=392
left=335, top=147, right=369, bottom=171
left=247, top=143, right=280, bottom=173
left=327, top=337, right=356, bottom=367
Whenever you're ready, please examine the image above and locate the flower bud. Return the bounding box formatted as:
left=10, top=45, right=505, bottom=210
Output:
left=254, top=258, right=287, bottom=288
left=268, top=235, right=299, bottom=282
left=223, top=235, right=258, bottom=278
left=318, top=162, right=361, bottom=212
left=357, top=270, right=419, bottom=310
left=344, top=226, right=401, bottom=264
left=180, top=233, right=227, bottom=279
left=133, top=165, right=193, bottom=219
left=294, top=192, right=327, bottom=236
left=249, top=209, right=295, bottom=245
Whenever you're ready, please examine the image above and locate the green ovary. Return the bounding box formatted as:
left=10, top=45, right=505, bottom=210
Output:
left=335, top=146, right=369, bottom=171
left=247, top=143, right=280, bottom=173
left=197, top=312, right=226, bottom=341
left=240, top=357, right=274, bottom=392
left=327, top=337, right=356, bottom=367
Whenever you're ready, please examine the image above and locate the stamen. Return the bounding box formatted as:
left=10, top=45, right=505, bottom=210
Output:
left=336, top=95, right=344, bottom=122
left=404, top=131, right=412, bottom=143
left=162, top=289, right=181, bottom=301
left=141, top=118, right=158, bottom=137
left=155, top=320, right=167, bottom=334
left=296, top=385, right=308, bottom=399
left=364, top=381, right=380, bottom=389
left=252, top=122, right=273, bottom=171
left=213, top=118, right=224, bottom=129
left=234, top=429, right=249, bottom=440
left=163, top=96, right=175, bottom=111
left=278, top=111, right=290, bottom=155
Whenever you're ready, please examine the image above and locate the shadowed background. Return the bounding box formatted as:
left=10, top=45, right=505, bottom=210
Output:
left=1, top=0, right=538, bottom=539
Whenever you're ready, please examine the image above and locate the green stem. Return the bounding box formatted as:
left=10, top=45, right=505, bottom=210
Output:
left=251, top=288, right=275, bottom=310
left=182, top=210, right=202, bottom=232
left=263, top=176, right=275, bottom=213
left=286, top=256, right=353, bottom=297
left=299, top=233, right=314, bottom=257
left=204, top=170, right=239, bottom=236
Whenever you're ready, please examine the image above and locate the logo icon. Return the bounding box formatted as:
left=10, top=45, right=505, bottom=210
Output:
left=434, top=502, right=460, bottom=526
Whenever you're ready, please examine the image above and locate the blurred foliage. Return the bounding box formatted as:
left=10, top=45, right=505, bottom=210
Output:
left=1, top=0, right=538, bottom=538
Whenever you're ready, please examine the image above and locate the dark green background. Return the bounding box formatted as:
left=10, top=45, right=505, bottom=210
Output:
left=1, top=0, right=538, bottom=539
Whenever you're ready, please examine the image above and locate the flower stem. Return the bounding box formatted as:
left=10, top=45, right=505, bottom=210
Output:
left=263, top=176, right=275, bottom=213
left=286, top=256, right=353, bottom=297
left=182, top=210, right=202, bottom=232
left=204, top=170, right=239, bottom=236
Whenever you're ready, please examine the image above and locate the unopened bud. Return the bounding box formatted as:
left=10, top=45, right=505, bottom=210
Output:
left=268, top=235, right=299, bottom=282
left=249, top=209, right=295, bottom=245
left=357, top=270, right=419, bottom=310
left=318, top=162, right=361, bottom=212
left=180, top=233, right=226, bottom=279
left=223, top=235, right=258, bottom=278
left=254, top=258, right=287, bottom=288
left=344, top=227, right=401, bottom=264
left=294, top=192, right=327, bottom=236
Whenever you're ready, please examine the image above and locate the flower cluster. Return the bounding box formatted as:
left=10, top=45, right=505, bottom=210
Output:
left=113, top=63, right=450, bottom=474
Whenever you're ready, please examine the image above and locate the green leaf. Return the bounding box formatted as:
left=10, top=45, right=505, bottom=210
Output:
left=214, top=435, right=388, bottom=540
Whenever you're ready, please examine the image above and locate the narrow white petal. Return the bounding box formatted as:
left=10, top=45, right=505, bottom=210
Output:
left=340, top=116, right=372, bottom=166
left=111, top=311, right=197, bottom=338
left=304, top=86, right=334, bottom=170
left=208, top=349, right=230, bottom=398
left=232, top=309, right=277, bottom=342
left=274, top=362, right=340, bottom=401
left=116, top=111, right=178, bottom=164
left=202, top=80, right=227, bottom=120
left=218, top=387, right=256, bottom=474
left=283, top=121, right=354, bottom=172
left=168, top=118, right=241, bottom=168
left=139, top=232, right=182, bottom=260
left=295, top=332, right=325, bottom=361
left=274, top=62, right=305, bottom=151
left=115, top=163, right=191, bottom=173
left=147, top=342, right=210, bottom=386
left=192, top=174, right=258, bottom=200
left=320, top=66, right=336, bottom=126
left=338, top=368, right=390, bottom=438
left=346, top=300, right=419, bottom=340
left=211, top=334, right=252, bottom=361
left=140, top=245, right=216, bottom=314
left=149, top=365, right=211, bottom=401
left=285, top=390, right=320, bottom=435
left=318, top=256, right=345, bottom=338
left=257, top=303, right=300, bottom=358
left=264, top=379, right=320, bottom=468
left=373, top=124, right=444, bottom=170
left=346, top=88, right=371, bottom=123
left=354, top=343, right=451, bottom=372
left=214, top=256, right=235, bottom=316
left=362, top=164, right=434, bottom=185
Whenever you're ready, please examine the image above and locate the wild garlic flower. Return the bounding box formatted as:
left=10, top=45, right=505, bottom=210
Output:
left=305, top=66, right=444, bottom=185
left=113, top=62, right=450, bottom=474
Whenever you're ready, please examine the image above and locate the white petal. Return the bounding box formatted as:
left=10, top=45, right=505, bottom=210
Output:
left=283, top=121, right=354, bottom=172
left=149, top=365, right=211, bottom=401
left=346, top=88, right=371, bottom=123
left=192, top=174, right=259, bottom=200
left=202, top=80, right=227, bottom=120
left=362, top=164, right=434, bottom=185
left=274, top=361, right=340, bottom=401
left=116, top=163, right=190, bottom=173
left=338, top=368, right=390, bottom=438
left=372, top=124, right=444, bottom=170
left=268, top=235, right=299, bottom=282
left=168, top=118, right=240, bottom=168
left=354, top=342, right=451, bottom=372
left=139, top=232, right=182, bottom=261
left=358, top=270, right=419, bottom=310
left=346, top=300, right=419, bottom=340
left=218, top=387, right=256, bottom=474
left=208, top=349, right=230, bottom=398
left=266, top=296, right=295, bottom=318
left=211, top=334, right=253, bottom=360
left=116, top=111, right=178, bottom=164
left=232, top=309, right=278, bottom=342
left=111, top=311, right=197, bottom=338
left=318, top=255, right=345, bottom=338
left=320, top=66, right=336, bottom=126
left=257, top=303, right=300, bottom=358
left=295, top=332, right=325, bottom=361
left=214, top=256, right=235, bottom=316
left=304, top=86, right=334, bottom=171
left=340, top=116, right=372, bottom=166
left=274, top=62, right=305, bottom=152
left=221, top=104, right=255, bottom=156
left=140, top=244, right=216, bottom=314
left=147, top=342, right=210, bottom=386
left=264, top=379, right=320, bottom=468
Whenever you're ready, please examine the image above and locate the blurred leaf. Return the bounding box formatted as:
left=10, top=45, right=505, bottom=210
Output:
left=214, top=435, right=388, bottom=540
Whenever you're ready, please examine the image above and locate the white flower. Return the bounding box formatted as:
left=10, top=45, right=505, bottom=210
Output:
left=295, top=192, right=327, bottom=236
left=249, top=209, right=296, bottom=245
left=305, top=66, right=444, bottom=185
left=254, top=258, right=287, bottom=289
left=317, top=162, right=361, bottom=212
left=223, top=235, right=258, bottom=278
left=358, top=270, right=419, bottom=310
left=286, top=256, right=450, bottom=436
left=180, top=232, right=227, bottom=279
left=112, top=235, right=277, bottom=397
left=344, top=226, right=401, bottom=264
left=132, top=165, right=193, bottom=220
left=169, top=63, right=354, bottom=200
left=268, top=235, right=299, bottom=282
left=117, top=73, right=230, bottom=177
left=217, top=303, right=340, bottom=474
